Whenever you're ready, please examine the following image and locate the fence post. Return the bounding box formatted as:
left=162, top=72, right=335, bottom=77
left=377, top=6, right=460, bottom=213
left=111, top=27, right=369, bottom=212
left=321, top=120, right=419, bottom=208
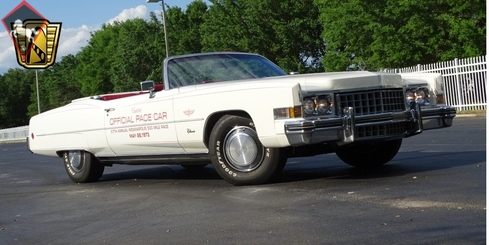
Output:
left=454, top=58, right=463, bottom=110
left=386, top=55, right=486, bottom=111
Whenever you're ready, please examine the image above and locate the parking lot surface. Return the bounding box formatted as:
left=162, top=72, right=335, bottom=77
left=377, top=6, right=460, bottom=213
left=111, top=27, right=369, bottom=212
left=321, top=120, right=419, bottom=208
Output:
left=0, top=117, right=485, bottom=244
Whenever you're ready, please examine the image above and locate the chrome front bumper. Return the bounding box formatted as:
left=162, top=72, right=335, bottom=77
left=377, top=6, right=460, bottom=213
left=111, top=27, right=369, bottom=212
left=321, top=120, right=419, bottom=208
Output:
left=418, top=106, right=457, bottom=130
left=284, top=105, right=456, bottom=146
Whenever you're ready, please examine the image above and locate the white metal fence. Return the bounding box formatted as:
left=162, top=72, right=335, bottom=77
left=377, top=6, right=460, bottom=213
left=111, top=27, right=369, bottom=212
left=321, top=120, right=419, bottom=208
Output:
left=0, top=125, right=29, bottom=142
left=384, top=55, right=487, bottom=111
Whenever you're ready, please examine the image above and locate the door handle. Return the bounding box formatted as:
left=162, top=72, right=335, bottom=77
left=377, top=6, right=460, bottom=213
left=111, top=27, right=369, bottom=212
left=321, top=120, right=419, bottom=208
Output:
left=105, top=108, right=115, bottom=113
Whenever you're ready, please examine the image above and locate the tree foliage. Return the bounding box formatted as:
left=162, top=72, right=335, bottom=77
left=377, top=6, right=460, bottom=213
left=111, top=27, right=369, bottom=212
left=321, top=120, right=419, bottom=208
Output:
left=0, top=0, right=485, bottom=128
left=202, top=0, right=325, bottom=73
left=166, top=0, right=208, bottom=55
left=315, top=0, right=486, bottom=71
left=109, top=18, right=164, bottom=92
left=0, top=69, right=34, bottom=127
left=26, top=54, right=83, bottom=117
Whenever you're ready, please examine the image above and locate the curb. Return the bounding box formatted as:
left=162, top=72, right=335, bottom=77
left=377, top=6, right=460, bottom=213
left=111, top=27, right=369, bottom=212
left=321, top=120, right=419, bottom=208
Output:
left=0, top=139, right=26, bottom=144
left=456, top=114, right=485, bottom=118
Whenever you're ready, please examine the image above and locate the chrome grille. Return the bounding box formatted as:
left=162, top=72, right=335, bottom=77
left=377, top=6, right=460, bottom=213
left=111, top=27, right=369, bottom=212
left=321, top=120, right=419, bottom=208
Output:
left=337, top=89, right=405, bottom=116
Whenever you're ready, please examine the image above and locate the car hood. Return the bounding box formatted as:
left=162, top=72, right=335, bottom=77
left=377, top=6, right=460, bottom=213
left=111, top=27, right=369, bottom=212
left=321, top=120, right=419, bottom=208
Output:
left=292, top=71, right=405, bottom=92
left=63, top=71, right=412, bottom=107
left=186, top=71, right=405, bottom=94
left=399, top=72, right=443, bottom=94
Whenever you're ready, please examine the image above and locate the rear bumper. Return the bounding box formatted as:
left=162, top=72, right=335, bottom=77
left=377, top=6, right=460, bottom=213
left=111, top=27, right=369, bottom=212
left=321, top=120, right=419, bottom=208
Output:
left=27, top=136, right=33, bottom=153
left=284, top=105, right=456, bottom=146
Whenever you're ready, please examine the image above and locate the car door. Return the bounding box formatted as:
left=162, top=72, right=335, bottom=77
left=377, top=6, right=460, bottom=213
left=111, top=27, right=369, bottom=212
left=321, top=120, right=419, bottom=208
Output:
left=104, top=89, right=185, bottom=156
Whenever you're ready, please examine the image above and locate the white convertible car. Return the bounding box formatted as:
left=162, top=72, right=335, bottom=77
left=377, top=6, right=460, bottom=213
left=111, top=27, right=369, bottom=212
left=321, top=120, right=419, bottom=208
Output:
left=28, top=52, right=456, bottom=185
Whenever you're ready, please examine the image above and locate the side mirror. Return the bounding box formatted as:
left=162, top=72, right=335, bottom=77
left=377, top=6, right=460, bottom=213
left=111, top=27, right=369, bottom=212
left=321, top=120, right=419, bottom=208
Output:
left=140, top=80, right=155, bottom=91
left=140, top=80, right=156, bottom=98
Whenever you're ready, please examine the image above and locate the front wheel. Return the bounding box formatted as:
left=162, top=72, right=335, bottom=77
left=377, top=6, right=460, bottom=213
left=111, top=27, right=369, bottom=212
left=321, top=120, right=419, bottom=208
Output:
left=335, top=139, right=403, bottom=168
left=63, top=151, right=105, bottom=183
left=209, top=115, right=282, bottom=185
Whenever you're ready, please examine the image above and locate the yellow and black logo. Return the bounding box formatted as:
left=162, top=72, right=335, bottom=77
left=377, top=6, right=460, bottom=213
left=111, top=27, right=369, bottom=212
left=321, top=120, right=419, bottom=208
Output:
left=2, top=1, right=62, bottom=69
left=10, top=19, right=62, bottom=69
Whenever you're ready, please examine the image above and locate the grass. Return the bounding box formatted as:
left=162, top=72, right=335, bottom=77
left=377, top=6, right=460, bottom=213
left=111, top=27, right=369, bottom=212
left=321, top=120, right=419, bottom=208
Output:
left=457, top=109, right=486, bottom=115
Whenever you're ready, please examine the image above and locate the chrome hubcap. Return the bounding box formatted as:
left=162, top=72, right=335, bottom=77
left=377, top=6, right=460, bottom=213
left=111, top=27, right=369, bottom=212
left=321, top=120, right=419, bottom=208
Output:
left=223, top=126, right=263, bottom=172
left=68, top=151, right=84, bottom=173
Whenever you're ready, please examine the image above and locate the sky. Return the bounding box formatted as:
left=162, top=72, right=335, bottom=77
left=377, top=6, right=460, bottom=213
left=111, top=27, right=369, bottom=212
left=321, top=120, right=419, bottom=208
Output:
left=0, top=0, right=203, bottom=74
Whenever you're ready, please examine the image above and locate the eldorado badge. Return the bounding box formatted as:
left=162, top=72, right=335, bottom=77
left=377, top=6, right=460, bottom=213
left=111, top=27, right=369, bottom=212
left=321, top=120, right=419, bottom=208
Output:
left=2, top=1, right=62, bottom=69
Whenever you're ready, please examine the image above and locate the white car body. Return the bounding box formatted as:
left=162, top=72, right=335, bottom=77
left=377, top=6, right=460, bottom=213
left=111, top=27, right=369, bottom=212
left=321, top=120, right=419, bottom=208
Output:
left=28, top=52, right=456, bottom=185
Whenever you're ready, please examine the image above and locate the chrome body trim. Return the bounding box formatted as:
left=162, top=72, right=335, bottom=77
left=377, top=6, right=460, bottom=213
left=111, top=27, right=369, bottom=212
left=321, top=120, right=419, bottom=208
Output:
left=284, top=105, right=456, bottom=146
left=419, top=106, right=457, bottom=131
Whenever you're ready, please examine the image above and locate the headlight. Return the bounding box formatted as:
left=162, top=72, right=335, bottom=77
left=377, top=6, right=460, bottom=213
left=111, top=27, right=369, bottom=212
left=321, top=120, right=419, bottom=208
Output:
left=302, top=95, right=334, bottom=116
left=416, top=88, right=430, bottom=105
left=303, top=97, right=316, bottom=116
left=316, top=95, right=333, bottom=115
left=406, top=90, right=414, bottom=105
left=415, top=90, right=425, bottom=104
left=406, top=88, right=430, bottom=106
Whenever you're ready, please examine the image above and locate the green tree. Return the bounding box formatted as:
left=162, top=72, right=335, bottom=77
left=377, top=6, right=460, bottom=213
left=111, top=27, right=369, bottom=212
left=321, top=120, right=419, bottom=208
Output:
left=165, top=0, right=208, bottom=55
left=75, top=18, right=165, bottom=93
left=110, top=18, right=164, bottom=92
left=201, top=0, right=325, bottom=73
left=0, top=73, right=6, bottom=128
left=75, top=23, right=119, bottom=95
left=27, top=54, right=83, bottom=117
left=0, top=69, right=33, bottom=128
left=315, top=0, right=486, bottom=71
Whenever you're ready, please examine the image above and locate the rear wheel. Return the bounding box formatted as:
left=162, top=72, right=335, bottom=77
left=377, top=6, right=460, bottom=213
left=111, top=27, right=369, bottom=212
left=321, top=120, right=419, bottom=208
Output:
left=209, top=115, right=282, bottom=185
left=63, top=151, right=104, bottom=183
left=335, top=139, right=402, bottom=168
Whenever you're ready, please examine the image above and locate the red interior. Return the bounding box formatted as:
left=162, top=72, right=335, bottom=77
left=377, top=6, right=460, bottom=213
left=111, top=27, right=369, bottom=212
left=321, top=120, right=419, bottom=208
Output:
left=154, top=84, right=164, bottom=91
left=99, top=92, right=147, bottom=101
left=98, top=83, right=164, bottom=101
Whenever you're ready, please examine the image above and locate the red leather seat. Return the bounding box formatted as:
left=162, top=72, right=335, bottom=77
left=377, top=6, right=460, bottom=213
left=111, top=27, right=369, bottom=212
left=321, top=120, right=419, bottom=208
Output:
left=98, top=84, right=164, bottom=101
left=154, top=83, right=164, bottom=91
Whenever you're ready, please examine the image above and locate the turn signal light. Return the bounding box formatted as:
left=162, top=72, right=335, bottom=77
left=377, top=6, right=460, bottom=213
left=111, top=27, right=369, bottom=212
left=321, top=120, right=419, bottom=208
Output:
left=274, top=106, right=302, bottom=119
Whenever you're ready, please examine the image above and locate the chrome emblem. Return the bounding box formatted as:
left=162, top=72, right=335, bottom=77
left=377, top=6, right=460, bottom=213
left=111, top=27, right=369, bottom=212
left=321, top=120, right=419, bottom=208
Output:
left=183, top=109, right=195, bottom=116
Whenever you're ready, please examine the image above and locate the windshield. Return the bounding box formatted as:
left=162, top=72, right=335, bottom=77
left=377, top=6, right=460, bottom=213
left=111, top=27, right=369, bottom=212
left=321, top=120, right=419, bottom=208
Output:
left=166, top=53, right=287, bottom=89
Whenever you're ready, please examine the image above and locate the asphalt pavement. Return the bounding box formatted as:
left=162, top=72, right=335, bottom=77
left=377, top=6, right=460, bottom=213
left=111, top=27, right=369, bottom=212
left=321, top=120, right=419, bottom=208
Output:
left=0, top=117, right=485, bottom=245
